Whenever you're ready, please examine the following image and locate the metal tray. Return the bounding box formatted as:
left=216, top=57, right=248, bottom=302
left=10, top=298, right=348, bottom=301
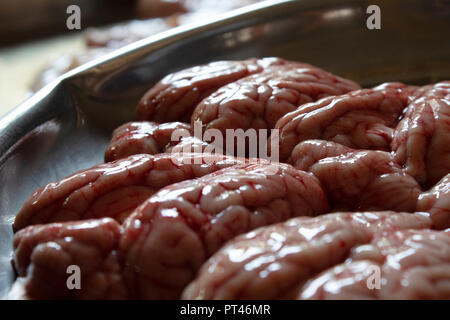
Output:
left=0, top=0, right=449, bottom=298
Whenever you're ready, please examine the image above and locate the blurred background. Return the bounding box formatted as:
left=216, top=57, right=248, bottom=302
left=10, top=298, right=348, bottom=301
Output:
left=0, top=0, right=263, bottom=117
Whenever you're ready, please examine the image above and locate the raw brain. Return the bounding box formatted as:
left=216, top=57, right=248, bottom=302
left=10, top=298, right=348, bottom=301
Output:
left=417, top=174, right=450, bottom=230
left=104, top=121, right=219, bottom=161
left=275, top=83, right=416, bottom=161
left=137, top=58, right=285, bottom=122
left=182, top=211, right=449, bottom=300
left=117, top=58, right=360, bottom=160
left=299, top=228, right=450, bottom=299
left=291, top=140, right=421, bottom=213
left=391, top=81, right=450, bottom=188
left=12, top=162, right=329, bottom=299
left=137, top=57, right=360, bottom=125
left=191, top=61, right=360, bottom=133
left=120, top=162, right=329, bottom=299
left=13, top=153, right=249, bottom=231
left=10, top=57, right=450, bottom=300
left=13, top=218, right=126, bottom=299
left=104, top=121, right=190, bottom=162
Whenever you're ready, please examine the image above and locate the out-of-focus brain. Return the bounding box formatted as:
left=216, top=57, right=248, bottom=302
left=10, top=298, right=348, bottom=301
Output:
left=183, top=212, right=447, bottom=300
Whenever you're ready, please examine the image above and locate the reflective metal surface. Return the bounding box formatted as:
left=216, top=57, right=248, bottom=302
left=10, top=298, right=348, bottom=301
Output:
left=0, top=0, right=449, bottom=297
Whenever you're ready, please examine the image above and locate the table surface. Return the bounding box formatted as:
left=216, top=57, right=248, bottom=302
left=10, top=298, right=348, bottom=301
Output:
left=0, top=33, right=85, bottom=117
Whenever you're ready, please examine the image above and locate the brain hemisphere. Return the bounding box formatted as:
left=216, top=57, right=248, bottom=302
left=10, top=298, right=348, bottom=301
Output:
left=417, top=174, right=450, bottom=230
left=299, top=228, right=450, bottom=299
left=412, top=80, right=449, bottom=100
left=119, top=162, right=329, bottom=299
left=182, top=211, right=433, bottom=299
left=275, top=83, right=413, bottom=161
left=104, top=121, right=191, bottom=162
left=191, top=62, right=360, bottom=133
left=13, top=153, right=246, bottom=231
left=136, top=57, right=287, bottom=122
left=309, top=149, right=421, bottom=212
left=165, top=135, right=211, bottom=154
left=289, top=139, right=353, bottom=170
left=13, top=218, right=126, bottom=299
left=391, top=81, right=450, bottom=187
